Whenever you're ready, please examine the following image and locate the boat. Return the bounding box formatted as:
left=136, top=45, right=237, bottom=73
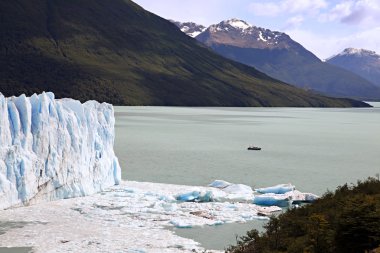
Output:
left=247, top=145, right=261, bottom=151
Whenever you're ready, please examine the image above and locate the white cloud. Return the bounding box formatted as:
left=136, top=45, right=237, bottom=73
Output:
left=284, top=15, right=304, bottom=29
left=248, top=2, right=281, bottom=17
left=285, top=26, right=380, bottom=59
left=319, top=0, right=380, bottom=26
left=249, top=0, right=327, bottom=17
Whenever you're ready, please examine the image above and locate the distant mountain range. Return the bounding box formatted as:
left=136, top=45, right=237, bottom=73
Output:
left=173, top=19, right=380, bottom=101
left=0, top=1, right=365, bottom=107
left=327, top=48, right=380, bottom=87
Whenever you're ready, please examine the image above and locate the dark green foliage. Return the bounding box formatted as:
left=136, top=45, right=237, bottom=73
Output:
left=227, top=178, right=380, bottom=253
left=0, top=0, right=370, bottom=107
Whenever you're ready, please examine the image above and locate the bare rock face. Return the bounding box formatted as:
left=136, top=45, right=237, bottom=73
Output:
left=196, top=19, right=298, bottom=50
left=171, top=20, right=206, bottom=38
left=176, top=18, right=380, bottom=100
left=0, top=92, right=121, bottom=210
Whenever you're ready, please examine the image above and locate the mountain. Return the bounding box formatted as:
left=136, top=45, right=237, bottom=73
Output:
left=193, top=19, right=380, bottom=100
left=171, top=20, right=206, bottom=38
left=327, top=48, right=380, bottom=87
left=0, top=1, right=368, bottom=107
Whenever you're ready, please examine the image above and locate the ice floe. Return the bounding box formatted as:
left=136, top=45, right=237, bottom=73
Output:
left=255, top=183, right=295, bottom=194
left=0, top=179, right=320, bottom=252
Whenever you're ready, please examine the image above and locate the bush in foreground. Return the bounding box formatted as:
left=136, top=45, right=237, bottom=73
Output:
left=226, top=178, right=380, bottom=253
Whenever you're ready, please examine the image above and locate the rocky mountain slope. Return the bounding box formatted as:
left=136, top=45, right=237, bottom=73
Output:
left=0, top=1, right=367, bottom=107
left=190, top=19, right=380, bottom=100
left=171, top=20, right=206, bottom=38
left=327, top=48, right=380, bottom=87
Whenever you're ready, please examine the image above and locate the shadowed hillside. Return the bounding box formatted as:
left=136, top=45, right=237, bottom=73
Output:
left=0, top=0, right=369, bottom=107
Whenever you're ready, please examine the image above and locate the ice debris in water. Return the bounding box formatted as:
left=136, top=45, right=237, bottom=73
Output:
left=176, top=190, right=214, bottom=202
left=0, top=92, right=121, bottom=209
left=253, top=194, right=290, bottom=207
left=255, top=183, right=295, bottom=194
left=208, top=179, right=231, bottom=188
left=0, top=180, right=318, bottom=252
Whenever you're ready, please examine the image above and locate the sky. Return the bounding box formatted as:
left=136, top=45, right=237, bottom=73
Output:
left=133, top=0, right=380, bottom=59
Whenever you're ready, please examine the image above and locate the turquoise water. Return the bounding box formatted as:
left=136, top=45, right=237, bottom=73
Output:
left=114, top=103, right=380, bottom=249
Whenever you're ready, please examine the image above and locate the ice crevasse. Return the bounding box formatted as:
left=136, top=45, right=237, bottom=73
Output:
left=0, top=92, right=121, bottom=210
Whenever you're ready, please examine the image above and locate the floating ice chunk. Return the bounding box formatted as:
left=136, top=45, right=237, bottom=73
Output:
left=253, top=194, right=290, bottom=207
left=208, top=179, right=231, bottom=189
left=255, top=183, right=295, bottom=194
left=175, top=190, right=214, bottom=202
left=128, top=249, right=147, bottom=253
left=256, top=206, right=282, bottom=213
left=290, top=191, right=319, bottom=204
left=176, top=191, right=200, bottom=202
left=170, top=219, right=193, bottom=228
left=153, top=201, right=177, bottom=212
left=199, top=191, right=214, bottom=202
left=158, top=195, right=176, bottom=202
left=304, top=193, right=319, bottom=202
left=223, top=184, right=253, bottom=195
left=208, top=181, right=254, bottom=202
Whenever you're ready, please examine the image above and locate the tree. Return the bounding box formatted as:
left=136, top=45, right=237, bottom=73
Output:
left=335, top=195, right=380, bottom=253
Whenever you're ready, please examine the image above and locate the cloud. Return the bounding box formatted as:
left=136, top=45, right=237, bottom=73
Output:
left=285, top=26, right=380, bottom=59
left=284, top=16, right=304, bottom=29
left=249, top=0, right=327, bottom=17
left=319, top=0, right=380, bottom=26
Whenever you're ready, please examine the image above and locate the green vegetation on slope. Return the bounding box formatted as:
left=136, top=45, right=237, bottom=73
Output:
left=0, top=0, right=369, bottom=107
left=227, top=178, right=380, bottom=253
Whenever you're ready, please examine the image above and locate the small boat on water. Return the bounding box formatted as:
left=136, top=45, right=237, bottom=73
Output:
left=248, top=145, right=261, bottom=151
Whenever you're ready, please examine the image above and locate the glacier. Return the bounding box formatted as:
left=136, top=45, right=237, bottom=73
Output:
left=0, top=92, right=121, bottom=209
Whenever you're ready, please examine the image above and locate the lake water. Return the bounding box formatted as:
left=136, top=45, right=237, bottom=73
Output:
left=114, top=103, right=380, bottom=250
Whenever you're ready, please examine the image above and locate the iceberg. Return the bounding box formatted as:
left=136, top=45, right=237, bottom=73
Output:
left=208, top=180, right=254, bottom=202
left=255, top=183, right=295, bottom=194
left=253, top=194, right=290, bottom=207
left=223, top=184, right=253, bottom=195
left=176, top=190, right=214, bottom=202
left=291, top=191, right=319, bottom=204
left=208, top=179, right=231, bottom=189
left=0, top=92, right=121, bottom=210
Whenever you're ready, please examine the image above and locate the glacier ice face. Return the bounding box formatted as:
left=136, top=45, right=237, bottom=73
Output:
left=0, top=92, right=121, bottom=209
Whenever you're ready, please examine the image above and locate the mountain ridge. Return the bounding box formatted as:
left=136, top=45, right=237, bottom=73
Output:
left=327, top=48, right=380, bottom=88
left=0, top=1, right=369, bottom=107
left=173, top=18, right=380, bottom=100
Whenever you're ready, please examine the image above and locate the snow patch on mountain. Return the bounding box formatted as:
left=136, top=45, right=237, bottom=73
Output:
left=171, top=20, right=206, bottom=38
left=258, top=31, right=267, bottom=42
left=340, top=48, right=377, bottom=57
left=225, top=18, right=250, bottom=30
left=0, top=92, right=121, bottom=210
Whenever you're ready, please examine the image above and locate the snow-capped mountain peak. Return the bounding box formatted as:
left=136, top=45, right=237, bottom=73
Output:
left=327, top=48, right=380, bottom=87
left=339, top=48, right=378, bottom=57
left=170, top=20, right=206, bottom=38
left=199, top=19, right=290, bottom=49
left=209, top=19, right=253, bottom=33
left=223, top=18, right=250, bottom=30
